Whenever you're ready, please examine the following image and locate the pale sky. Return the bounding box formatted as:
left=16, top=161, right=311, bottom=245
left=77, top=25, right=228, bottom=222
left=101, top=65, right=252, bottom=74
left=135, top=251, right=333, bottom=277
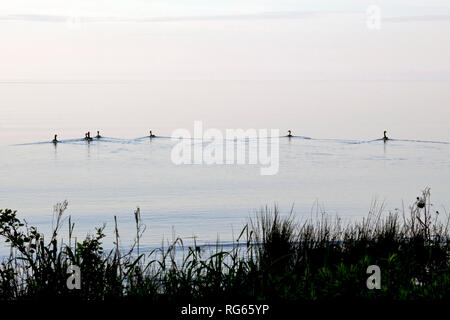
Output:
left=1, top=0, right=450, bottom=81
left=1, top=0, right=450, bottom=142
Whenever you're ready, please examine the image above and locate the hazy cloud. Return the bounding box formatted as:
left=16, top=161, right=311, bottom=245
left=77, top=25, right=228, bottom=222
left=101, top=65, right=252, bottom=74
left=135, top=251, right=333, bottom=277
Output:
left=384, top=15, right=450, bottom=23
left=2, top=11, right=450, bottom=24
left=0, top=11, right=347, bottom=24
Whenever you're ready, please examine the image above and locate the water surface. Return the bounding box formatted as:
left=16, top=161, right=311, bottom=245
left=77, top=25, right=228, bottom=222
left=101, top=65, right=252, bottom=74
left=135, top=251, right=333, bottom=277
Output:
left=1, top=134, right=449, bottom=254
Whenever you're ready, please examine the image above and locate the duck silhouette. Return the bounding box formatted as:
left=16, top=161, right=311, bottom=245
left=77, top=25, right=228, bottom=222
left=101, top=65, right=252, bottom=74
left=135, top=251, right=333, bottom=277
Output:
left=383, top=130, right=389, bottom=142
left=287, top=130, right=293, bottom=138
left=52, top=134, right=58, bottom=143
left=85, top=132, right=93, bottom=141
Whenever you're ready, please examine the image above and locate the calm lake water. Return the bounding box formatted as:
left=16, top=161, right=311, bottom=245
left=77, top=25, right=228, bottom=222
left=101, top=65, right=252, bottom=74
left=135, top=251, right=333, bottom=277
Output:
left=1, top=0, right=450, bottom=258
left=1, top=128, right=449, bottom=254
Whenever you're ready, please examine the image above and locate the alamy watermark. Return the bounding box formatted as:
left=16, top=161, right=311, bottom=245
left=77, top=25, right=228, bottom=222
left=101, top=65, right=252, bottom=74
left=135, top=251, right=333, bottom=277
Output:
left=65, top=6, right=84, bottom=31
left=67, top=265, right=81, bottom=290
left=170, top=121, right=280, bottom=175
left=366, top=265, right=381, bottom=289
left=62, top=263, right=388, bottom=291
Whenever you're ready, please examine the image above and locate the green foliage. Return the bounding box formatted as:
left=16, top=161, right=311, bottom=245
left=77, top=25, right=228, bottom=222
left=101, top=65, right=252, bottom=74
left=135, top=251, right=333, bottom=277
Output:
left=0, top=189, right=448, bottom=302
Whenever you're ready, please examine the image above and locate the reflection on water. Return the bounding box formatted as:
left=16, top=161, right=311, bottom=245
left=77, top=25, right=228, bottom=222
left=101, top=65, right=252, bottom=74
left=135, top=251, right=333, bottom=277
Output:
left=1, top=136, right=450, bottom=255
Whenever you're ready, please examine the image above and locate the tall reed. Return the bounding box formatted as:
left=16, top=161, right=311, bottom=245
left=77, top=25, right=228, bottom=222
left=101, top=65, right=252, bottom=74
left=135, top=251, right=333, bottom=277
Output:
left=0, top=188, right=448, bottom=301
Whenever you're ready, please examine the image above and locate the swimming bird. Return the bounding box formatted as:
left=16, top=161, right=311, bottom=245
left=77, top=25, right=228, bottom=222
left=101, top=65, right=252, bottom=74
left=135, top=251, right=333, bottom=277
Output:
left=383, top=130, right=389, bottom=142
left=149, top=130, right=156, bottom=138
left=85, top=132, right=93, bottom=141
left=287, top=130, right=293, bottom=137
left=52, top=134, right=58, bottom=143
left=95, top=131, right=102, bottom=139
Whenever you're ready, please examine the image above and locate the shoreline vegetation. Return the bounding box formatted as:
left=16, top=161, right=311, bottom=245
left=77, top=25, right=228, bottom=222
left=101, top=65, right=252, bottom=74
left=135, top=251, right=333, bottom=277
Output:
left=0, top=188, right=449, bottom=302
